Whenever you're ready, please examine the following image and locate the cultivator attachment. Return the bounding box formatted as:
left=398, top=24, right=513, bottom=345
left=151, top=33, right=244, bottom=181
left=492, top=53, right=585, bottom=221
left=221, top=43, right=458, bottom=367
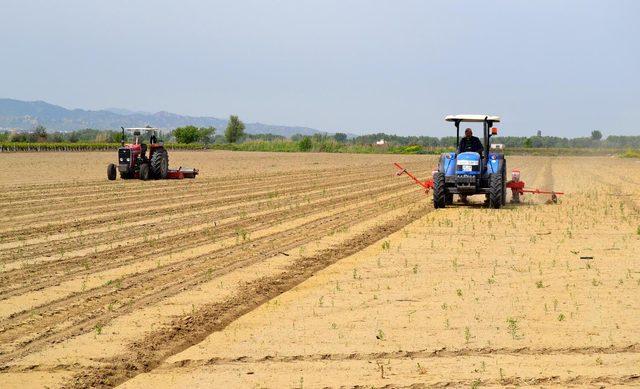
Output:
left=506, top=169, right=563, bottom=204
left=394, top=163, right=434, bottom=193
left=394, top=163, right=564, bottom=204
left=166, top=167, right=199, bottom=179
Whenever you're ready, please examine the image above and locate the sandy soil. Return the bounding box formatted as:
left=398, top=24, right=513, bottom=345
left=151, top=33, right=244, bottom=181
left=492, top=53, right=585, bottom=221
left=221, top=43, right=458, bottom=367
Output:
left=0, top=151, right=638, bottom=388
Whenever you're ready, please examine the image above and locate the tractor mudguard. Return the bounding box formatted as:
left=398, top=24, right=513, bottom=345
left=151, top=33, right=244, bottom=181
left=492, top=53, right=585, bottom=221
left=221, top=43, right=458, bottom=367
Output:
left=486, top=152, right=504, bottom=174
left=438, top=152, right=456, bottom=176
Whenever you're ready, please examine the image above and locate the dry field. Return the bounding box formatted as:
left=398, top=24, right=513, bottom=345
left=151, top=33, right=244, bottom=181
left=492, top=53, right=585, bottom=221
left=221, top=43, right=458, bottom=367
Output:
left=0, top=151, right=639, bottom=388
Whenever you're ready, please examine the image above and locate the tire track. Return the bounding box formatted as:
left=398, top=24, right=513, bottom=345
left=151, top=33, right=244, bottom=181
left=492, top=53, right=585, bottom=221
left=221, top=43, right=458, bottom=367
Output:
left=0, top=179, right=418, bottom=298
left=0, top=168, right=402, bottom=238
left=167, top=344, right=640, bottom=367
left=0, top=169, right=410, bottom=262
left=0, top=164, right=394, bottom=203
left=62, top=202, right=431, bottom=388
left=0, top=166, right=391, bottom=221
left=397, top=375, right=640, bottom=388
left=0, top=189, right=424, bottom=363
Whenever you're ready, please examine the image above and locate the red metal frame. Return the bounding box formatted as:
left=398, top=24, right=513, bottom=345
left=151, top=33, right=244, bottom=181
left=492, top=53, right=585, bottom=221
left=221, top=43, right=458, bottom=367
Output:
left=166, top=167, right=199, bottom=179
left=506, top=168, right=564, bottom=203
left=393, top=163, right=434, bottom=193
left=394, top=163, right=564, bottom=203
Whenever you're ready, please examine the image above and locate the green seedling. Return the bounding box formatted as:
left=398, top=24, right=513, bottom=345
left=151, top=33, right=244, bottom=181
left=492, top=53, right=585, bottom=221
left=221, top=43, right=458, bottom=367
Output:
left=506, top=317, right=519, bottom=339
left=464, top=327, right=472, bottom=343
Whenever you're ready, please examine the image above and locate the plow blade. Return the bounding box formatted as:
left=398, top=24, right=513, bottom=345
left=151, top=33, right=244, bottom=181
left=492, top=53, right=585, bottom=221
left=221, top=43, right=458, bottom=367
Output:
left=166, top=167, right=199, bottom=179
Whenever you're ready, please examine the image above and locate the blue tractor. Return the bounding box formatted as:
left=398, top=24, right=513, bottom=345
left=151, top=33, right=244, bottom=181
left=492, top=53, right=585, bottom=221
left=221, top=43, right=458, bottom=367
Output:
left=432, top=114, right=506, bottom=209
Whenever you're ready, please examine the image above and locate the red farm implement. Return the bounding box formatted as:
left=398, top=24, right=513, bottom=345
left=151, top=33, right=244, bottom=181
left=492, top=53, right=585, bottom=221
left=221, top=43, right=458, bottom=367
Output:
left=394, top=163, right=563, bottom=204
left=505, top=169, right=564, bottom=204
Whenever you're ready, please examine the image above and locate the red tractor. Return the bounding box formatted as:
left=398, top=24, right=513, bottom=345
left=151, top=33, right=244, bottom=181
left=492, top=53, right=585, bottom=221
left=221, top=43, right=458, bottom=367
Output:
left=107, top=126, right=198, bottom=180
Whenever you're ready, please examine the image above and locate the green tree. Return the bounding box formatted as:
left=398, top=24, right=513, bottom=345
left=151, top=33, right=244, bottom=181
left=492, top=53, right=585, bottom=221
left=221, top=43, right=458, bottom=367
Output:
left=51, top=132, right=65, bottom=142
left=334, top=132, right=347, bottom=142
left=108, top=130, right=125, bottom=143
left=198, top=126, right=216, bottom=145
left=173, top=125, right=200, bottom=144
left=10, top=132, right=27, bottom=142
left=591, top=130, right=603, bottom=141
left=225, top=115, right=245, bottom=143
left=34, top=125, right=47, bottom=142
left=68, top=131, right=79, bottom=143
left=298, top=136, right=312, bottom=151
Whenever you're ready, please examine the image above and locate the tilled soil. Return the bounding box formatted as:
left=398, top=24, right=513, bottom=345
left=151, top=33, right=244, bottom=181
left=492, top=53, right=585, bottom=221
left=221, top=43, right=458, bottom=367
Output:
left=123, top=156, right=640, bottom=388
left=1, top=153, right=639, bottom=388
left=0, top=151, right=437, bottom=388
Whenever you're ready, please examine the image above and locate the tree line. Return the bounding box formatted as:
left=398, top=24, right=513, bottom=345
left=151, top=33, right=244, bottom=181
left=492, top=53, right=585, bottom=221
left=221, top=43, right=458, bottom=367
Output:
left=0, top=115, right=247, bottom=145
left=1, top=121, right=638, bottom=149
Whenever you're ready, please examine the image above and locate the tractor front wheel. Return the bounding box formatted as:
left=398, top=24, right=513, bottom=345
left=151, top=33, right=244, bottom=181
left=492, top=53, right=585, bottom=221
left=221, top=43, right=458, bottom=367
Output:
left=445, top=193, right=454, bottom=205
left=107, top=164, right=116, bottom=181
left=489, top=173, right=503, bottom=209
left=150, top=148, right=169, bottom=179
left=139, top=163, right=150, bottom=181
left=432, top=172, right=446, bottom=209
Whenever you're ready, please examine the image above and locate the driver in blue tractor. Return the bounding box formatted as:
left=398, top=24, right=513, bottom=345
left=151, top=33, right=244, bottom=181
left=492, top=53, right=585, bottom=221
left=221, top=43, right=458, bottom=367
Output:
left=457, top=128, right=483, bottom=204
left=458, top=128, right=483, bottom=154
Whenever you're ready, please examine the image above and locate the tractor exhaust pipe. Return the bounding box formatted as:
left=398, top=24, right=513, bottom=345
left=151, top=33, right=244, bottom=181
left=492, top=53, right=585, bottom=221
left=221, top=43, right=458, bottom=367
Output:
left=120, top=127, right=125, bottom=147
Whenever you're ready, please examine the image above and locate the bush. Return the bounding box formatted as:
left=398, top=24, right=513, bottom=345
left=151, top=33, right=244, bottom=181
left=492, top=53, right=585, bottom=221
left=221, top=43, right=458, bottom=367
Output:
left=620, top=149, right=640, bottom=158
left=298, top=136, right=312, bottom=151
left=173, top=126, right=200, bottom=144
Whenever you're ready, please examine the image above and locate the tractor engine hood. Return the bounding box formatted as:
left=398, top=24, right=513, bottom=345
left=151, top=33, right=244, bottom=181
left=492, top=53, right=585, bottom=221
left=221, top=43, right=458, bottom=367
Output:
left=455, top=152, right=481, bottom=175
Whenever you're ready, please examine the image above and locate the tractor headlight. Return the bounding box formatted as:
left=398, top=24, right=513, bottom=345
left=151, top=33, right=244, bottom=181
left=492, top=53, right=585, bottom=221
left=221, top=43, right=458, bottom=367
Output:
left=119, top=158, right=123, bottom=162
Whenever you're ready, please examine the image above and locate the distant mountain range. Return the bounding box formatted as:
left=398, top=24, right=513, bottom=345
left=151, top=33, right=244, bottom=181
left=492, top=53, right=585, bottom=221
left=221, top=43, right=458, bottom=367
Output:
left=0, top=98, right=324, bottom=137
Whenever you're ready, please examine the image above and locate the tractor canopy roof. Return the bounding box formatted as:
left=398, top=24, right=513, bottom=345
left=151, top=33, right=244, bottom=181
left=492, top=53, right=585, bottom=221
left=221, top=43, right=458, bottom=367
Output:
left=445, top=114, right=500, bottom=123
left=124, top=127, right=159, bottom=132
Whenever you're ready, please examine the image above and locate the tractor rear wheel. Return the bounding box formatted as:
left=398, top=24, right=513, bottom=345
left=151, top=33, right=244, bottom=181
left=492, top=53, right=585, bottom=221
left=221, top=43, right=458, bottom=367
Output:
left=150, top=148, right=169, bottom=179
left=107, top=164, right=116, bottom=180
left=432, top=172, right=446, bottom=209
left=489, top=173, right=503, bottom=209
left=501, top=161, right=507, bottom=206
left=139, top=163, right=150, bottom=181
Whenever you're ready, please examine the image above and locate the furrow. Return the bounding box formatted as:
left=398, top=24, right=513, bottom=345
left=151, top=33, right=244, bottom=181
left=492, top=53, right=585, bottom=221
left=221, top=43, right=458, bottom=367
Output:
left=0, top=189, right=423, bottom=362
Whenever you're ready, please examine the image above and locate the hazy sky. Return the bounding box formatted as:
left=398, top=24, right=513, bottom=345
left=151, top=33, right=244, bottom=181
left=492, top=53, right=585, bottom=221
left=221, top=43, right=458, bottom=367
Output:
left=2, top=0, right=638, bottom=136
